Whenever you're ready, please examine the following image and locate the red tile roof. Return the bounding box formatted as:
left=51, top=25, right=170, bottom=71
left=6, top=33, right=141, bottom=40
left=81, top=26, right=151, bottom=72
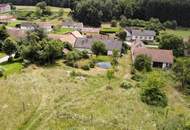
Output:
left=133, top=48, right=174, bottom=64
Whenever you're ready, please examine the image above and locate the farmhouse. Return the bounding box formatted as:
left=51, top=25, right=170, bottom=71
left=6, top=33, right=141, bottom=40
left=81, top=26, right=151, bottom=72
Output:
left=125, top=27, right=156, bottom=41
left=48, top=31, right=83, bottom=47
left=19, top=22, right=38, bottom=31
left=38, top=22, right=54, bottom=32
left=0, top=4, right=11, bottom=13
left=131, top=40, right=174, bottom=69
left=74, top=37, right=122, bottom=55
left=62, top=20, right=83, bottom=31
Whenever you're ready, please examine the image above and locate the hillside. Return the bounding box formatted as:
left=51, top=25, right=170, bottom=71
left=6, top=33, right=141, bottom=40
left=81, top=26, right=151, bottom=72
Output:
left=0, top=54, right=189, bottom=130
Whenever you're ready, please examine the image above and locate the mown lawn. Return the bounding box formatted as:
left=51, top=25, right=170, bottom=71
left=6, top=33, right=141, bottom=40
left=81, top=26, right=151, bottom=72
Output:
left=0, top=54, right=189, bottom=130
left=0, top=52, right=5, bottom=58
left=53, top=28, right=74, bottom=34
left=161, top=28, right=190, bottom=39
left=0, top=60, right=23, bottom=76
left=15, top=5, right=71, bottom=13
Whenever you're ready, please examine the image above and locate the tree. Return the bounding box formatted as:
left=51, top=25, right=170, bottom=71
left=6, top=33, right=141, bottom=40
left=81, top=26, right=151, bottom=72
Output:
left=111, top=20, right=117, bottom=27
left=134, top=54, right=152, bottom=72
left=65, top=51, right=80, bottom=67
left=0, top=25, right=9, bottom=41
left=111, top=49, right=119, bottom=70
left=163, top=20, right=178, bottom=29
left=106, top=69, right=114, bottom=87
left=36, top=1, right=52, bottom=16
left=159, top=34, right=184, bottom=57
left=172, top=58, right=190, bottom=92
left=91, top=41, right=106, bottom=55
left=3, top=38, right=17, bottom=61
left=116, top=31, right=126, bottom=41
left=141, top=71, right=168, bottom=107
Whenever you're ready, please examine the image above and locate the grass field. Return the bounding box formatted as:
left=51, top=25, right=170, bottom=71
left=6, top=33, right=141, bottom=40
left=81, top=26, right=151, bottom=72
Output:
left=161, top=28, right=190, bottom=39
left=0, top=52, right=5, bottom=58
left=0, top=60, right=23, bottom=76
left=15, top=5, right=71, bottom=13
left=53, top=28, right=74, bottom=34
left=0, top=53, right=189, bottom=130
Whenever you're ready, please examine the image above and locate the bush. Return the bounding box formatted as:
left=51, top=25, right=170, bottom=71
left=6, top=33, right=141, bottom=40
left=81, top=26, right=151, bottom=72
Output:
left=120, top=80, right=133, bottom=89
left=141, top=86, right=168, bottom=107
left=80, top=50, right=89, bottom=59
left=0, top=67, right=5, bottom=77
left=81, top=64, right=90, bottom=70
left=163, top=20, right=177, bottom=29
left=134, top=54, right=152, bottom=72
left=131, top=73, right=142, bottom=81
left=89, top=61, right=95, bottom=68
left=111, top=20, right=117, bottom=27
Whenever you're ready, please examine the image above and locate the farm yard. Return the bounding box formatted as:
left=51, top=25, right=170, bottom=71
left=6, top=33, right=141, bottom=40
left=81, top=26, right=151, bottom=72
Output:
left=0, top=54, right=189, bottom=130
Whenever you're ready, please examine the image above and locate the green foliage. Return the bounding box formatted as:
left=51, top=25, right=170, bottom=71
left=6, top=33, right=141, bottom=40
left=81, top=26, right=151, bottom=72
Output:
left=89, top=60, right=95, bottom=68
left=0, top=67, right=5, bottom=77
left=141, top=71, right=168, bottom=107
left=163, top=20, right=178, bottom=29
left=173, top=58, right=190, bottom=94
left=120, top=80, right=133, bottom=89
left=19, top=32, right=64, bottom=65
left=91, top=41, right=106, bottom=55
left=116, top=31, right=126, bottom=41
left=145, top=18, right=165, bottom=35
left=107, top=69, right=114, bottom=86
left=134, top=54, right=152, bottom=72
left=159, top=33, right=184, bottom=57
left=3, top=37, right=17, bottom=56
left=111, top=49, right=119, bottom=69
left=111, top=20, right=117, bottom=27
left=81, top=64, right=90, bottom=71
left=36, top=1, right=52, bottom=17
left=158, top=115, right=190, bottom=130
left=64, top=42, right=73, bottom=50
left=0, top=26, right=9, bottom=41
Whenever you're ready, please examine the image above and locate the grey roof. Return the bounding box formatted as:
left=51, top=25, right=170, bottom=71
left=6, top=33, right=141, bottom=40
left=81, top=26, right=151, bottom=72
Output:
left=74, top=37, right=122, bottom=51
left=21, top=22, right=38, bottom=28
left=131, top=29, right=156, bottom=37
left=62, top=21, right=83, bottom=29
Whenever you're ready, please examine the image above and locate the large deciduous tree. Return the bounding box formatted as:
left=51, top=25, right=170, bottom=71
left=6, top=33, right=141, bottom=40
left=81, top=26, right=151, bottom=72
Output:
left=172, top=58, right=190, bottom=93
left=91, top=41, right=106, bottom=55
left=159, top=34, right=184, bottom=57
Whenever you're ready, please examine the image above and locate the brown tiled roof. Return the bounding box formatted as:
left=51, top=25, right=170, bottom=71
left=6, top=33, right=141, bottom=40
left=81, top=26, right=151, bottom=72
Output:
left=133, top=48, right=174, bottom=64
left=7, top=28, right=26, bottom=39
left=48, top=33, right=77, bottom=47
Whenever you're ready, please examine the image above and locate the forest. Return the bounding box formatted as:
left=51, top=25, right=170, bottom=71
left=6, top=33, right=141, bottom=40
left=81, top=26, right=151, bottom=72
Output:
left=1, top=0, right=190, bottom=27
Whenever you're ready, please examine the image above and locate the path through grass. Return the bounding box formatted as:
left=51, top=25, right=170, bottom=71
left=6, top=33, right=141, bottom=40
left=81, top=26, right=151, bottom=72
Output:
left=0, top=54, right=189, bottom=130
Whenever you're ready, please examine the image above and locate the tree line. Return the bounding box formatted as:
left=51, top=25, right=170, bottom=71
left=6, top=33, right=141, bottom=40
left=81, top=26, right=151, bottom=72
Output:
left=1, top=0, right=190, bottom=27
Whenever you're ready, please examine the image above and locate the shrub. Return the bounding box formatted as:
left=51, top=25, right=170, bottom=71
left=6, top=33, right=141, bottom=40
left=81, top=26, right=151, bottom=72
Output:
left=89, top=61, right=95, bottom=68
left=80, top=50, right=89, bottom=59
left=141, top=86, right=168, bottom=107
left=81, top=64, right=90, bottom=71
left=0, top=67, right=5, bottom=77
left=120, top=80, right=133, bottom=89
left=131, top=73, right=142, bottom=81
left=134, top=54, right=152, bottom=72
left=111, top=20, right=117, bottom=27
